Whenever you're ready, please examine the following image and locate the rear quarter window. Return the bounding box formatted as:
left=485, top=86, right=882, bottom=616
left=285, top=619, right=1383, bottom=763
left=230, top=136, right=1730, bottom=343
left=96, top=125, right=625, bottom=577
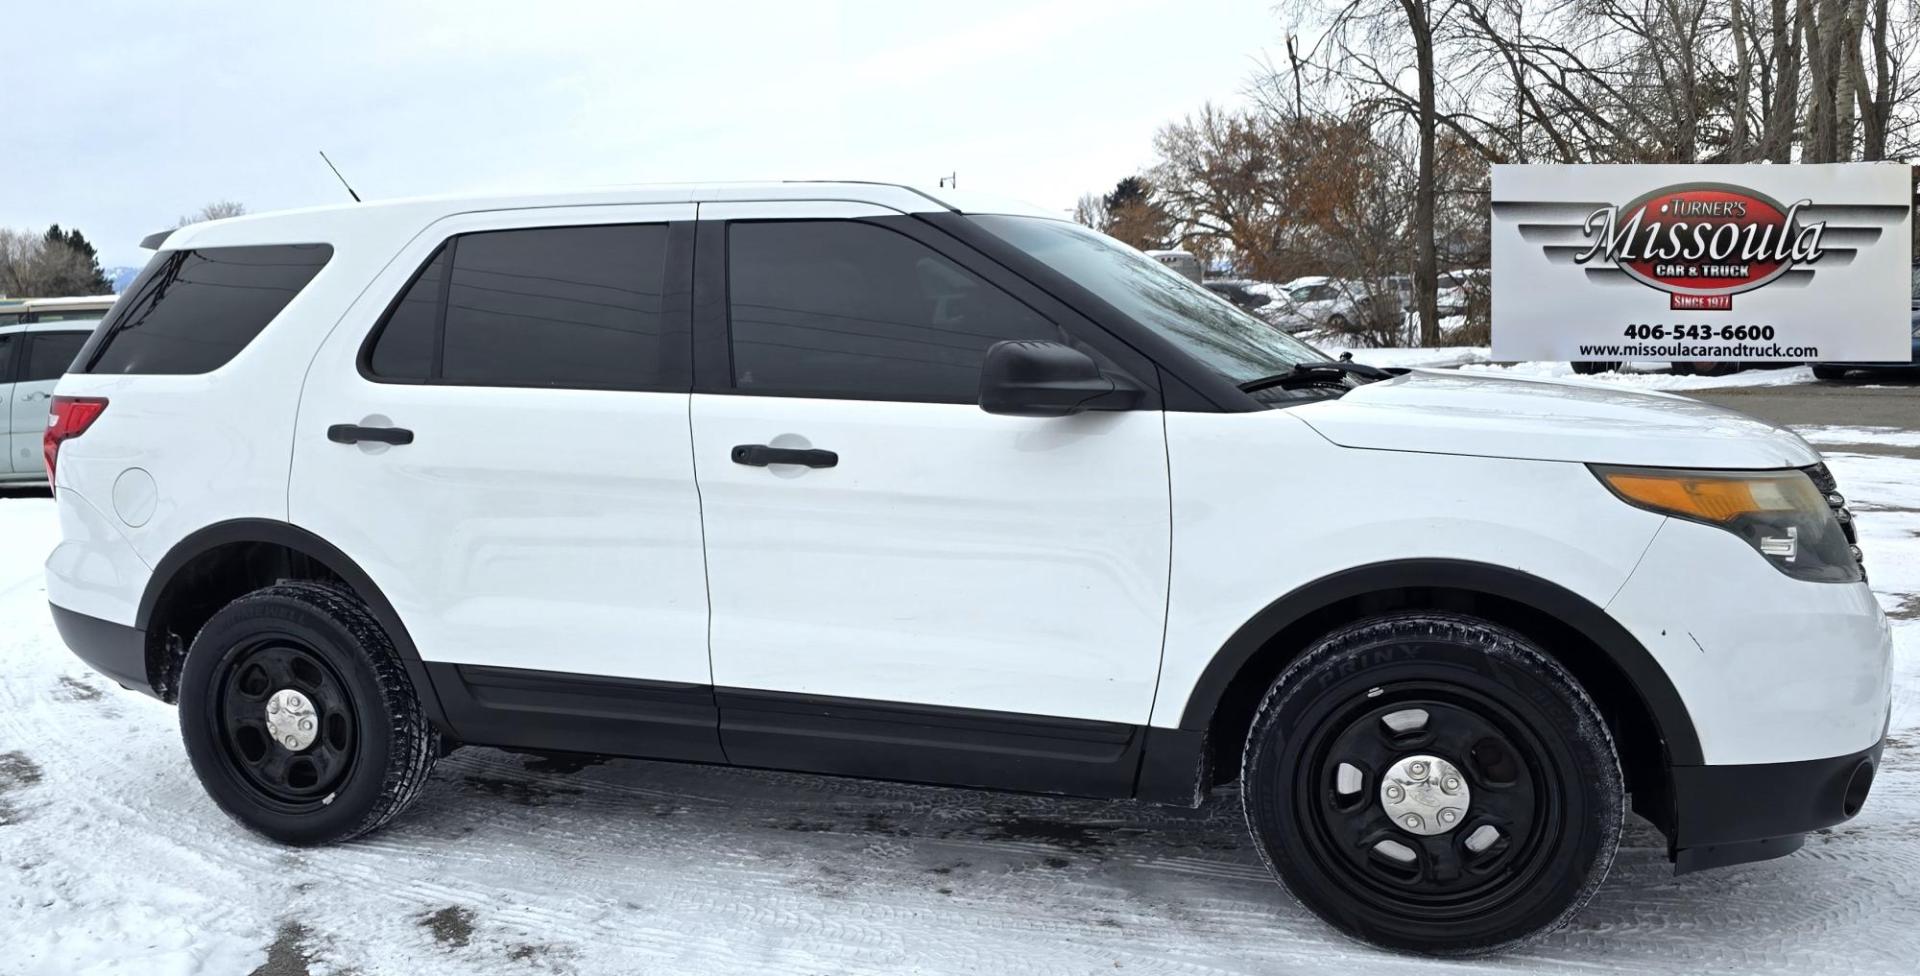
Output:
left=78, top=244, right=332, bottom=375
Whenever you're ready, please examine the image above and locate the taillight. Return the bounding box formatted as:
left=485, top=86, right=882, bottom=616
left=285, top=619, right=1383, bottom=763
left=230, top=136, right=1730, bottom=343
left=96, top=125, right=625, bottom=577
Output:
left=44, top=396, right=108, bottom=489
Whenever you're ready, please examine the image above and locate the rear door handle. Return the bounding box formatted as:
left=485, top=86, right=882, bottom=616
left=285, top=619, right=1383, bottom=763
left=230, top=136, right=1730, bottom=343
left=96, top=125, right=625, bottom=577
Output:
left=731, top=444, right=837, bottom=468
left=328, top=424, right=414, bottom=446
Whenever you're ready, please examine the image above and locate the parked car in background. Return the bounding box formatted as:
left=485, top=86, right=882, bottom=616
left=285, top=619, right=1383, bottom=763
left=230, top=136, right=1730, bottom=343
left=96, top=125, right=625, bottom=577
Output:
left=1200, top=278, right=1275, bottom=313
left=1145, top=249, right=1202, bottom=283
left=1382, top=274, right=1413, bottom=311
left=0, top=294, right=118, bottom=326
left=0, top=295, right=115, bottom=484
left=1812, top=264, right=1920, bottom=380
left=1436, top=269, right=1487, bottom=316
left=1266, top=275, right=1374, bottom=333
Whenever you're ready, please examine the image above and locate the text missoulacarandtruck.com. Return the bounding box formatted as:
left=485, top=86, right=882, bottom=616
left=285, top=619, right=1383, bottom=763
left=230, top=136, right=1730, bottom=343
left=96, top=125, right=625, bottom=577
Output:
left=1577, top=341, right=1819, bottom=359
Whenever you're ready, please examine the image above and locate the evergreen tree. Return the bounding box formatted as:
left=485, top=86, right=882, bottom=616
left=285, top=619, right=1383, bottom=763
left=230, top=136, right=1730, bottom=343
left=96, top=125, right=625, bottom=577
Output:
left=37, top=224, right=113, bottom=295
left=1100, top=177, right=1173, bottom=251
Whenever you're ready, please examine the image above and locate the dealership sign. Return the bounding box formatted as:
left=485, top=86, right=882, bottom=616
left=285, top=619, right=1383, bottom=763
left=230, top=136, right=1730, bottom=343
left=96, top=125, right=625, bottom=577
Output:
left=1492, top=164, right=1912, bottom=362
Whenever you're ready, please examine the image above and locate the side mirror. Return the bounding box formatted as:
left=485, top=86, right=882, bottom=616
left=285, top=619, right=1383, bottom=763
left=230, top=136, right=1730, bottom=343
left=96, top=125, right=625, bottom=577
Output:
left=978, top=340, right=1140, bottom=417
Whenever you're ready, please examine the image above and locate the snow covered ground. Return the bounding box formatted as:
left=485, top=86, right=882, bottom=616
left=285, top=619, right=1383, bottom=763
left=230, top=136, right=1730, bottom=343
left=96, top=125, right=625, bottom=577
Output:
left=3, top=426, right=1918, bottom=975
left=1321, top=339, right=1831, bottom=389
left=1456, top=361, right=1825, bottom=390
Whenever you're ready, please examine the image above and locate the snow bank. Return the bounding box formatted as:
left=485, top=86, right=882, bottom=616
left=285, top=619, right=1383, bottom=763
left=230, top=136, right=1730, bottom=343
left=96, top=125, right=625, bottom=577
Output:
left=1798, top=426, right=1920, bottom=449
left=1458, top=361, right=1820, bottom=390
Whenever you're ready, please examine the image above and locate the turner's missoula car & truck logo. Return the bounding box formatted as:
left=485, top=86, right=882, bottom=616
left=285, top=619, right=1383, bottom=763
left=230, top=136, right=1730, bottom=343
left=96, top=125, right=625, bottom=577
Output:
left=1573, top=184, right=1828, bottom=310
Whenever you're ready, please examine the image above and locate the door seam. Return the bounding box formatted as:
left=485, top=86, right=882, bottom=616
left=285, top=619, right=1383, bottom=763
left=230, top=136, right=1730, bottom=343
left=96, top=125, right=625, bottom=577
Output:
left=1137, top=407, right=1177, bottom=784
left=686, top=391, right=730, bottom=763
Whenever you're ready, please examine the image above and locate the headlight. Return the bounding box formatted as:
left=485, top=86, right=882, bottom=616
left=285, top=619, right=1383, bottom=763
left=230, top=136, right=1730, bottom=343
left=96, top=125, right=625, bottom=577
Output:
left=1591, top=466, right=1861, bottom=582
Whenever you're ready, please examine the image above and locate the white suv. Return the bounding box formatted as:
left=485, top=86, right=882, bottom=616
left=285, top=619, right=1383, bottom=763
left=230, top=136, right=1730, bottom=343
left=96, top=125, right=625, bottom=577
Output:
left=44, top=183, right=1889, bottom=956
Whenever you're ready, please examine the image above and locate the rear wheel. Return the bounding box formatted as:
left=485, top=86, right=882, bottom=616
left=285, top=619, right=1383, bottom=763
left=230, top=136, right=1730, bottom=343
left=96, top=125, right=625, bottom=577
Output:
left=1241, top=612, right=1622, bottom=956
left=1570, top=361, right=1620, bottom=375
left=1812, top=365, right=1850, bottom=381
left=178, top=581, right=440, bottom=845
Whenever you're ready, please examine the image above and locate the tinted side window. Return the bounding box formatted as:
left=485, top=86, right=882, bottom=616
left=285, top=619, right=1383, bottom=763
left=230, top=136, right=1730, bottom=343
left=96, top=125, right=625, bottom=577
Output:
left=444, top=225, right=668, bottom=389
left=81, top=245, right=332, bottom=375
left=23, top=332, right=89, bottom=382
left=0, top=334, right=14, bottom=381
left=363, top=225, right=671, bottom=390
left=726, top=221, right=1060, bottom=402
left=366, top=248, right=445, bottom=381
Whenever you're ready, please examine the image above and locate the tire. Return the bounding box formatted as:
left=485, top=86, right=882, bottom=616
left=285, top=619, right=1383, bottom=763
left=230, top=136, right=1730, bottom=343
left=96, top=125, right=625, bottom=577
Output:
left=1812, top=365, right=1850, bottom=381
left=1326, top=314, right=1350, bottom=332
left=1240, top=612, right=1622, bottom=956
left=1570, top=361, right=1620, bottom=375
left=177, top=581, right=441, bottom=845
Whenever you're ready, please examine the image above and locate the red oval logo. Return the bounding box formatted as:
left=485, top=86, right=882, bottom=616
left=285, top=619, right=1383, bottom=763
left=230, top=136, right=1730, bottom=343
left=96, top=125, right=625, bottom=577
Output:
left=1577, top=183, right=1826, bottom=297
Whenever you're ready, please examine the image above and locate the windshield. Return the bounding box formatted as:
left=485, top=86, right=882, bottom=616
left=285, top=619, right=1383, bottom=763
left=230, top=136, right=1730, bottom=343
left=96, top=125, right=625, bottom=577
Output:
left=972, top=216, right=1330, bottom=387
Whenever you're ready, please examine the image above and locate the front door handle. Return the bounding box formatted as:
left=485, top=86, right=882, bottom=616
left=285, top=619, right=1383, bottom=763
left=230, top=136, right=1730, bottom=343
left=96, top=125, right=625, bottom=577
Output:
left=328, top=424, right=415, bottom=446
left=731, top=444, right=837, bottom=468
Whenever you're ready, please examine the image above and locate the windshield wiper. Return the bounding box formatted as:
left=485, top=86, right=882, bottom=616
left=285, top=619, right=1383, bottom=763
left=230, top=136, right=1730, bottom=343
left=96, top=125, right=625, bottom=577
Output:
left=1238, top=359, right=1391, bottom=393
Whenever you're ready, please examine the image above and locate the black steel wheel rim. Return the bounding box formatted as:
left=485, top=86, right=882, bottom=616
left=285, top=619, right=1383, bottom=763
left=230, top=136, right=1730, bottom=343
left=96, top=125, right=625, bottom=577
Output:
left=1291, top=679, right=1565, bottom=920
left=213, top=635, right=359, bottom=808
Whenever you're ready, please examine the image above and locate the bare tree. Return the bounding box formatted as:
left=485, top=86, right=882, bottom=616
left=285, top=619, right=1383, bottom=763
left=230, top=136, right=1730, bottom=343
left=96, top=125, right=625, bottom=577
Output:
left=0, top=227, right=112, bottom=298
left=1765, top=0, right=1805, bottom=160
left=1092, top=0, right=1918, bottom=348
left=1072, top=192, right=1112, bottom=232
left=1283, top=0, right=1457, bottom=344
left=1404, top=0, right=1442, bottom=346
left=174, top=200, right=248, bottom=228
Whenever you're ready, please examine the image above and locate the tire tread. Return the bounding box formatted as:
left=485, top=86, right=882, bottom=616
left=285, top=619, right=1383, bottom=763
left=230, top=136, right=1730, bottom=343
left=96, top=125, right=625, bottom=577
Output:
left=183, top=580, right=440, bottom=845
left=1239, top=610, right=1623, bottom=956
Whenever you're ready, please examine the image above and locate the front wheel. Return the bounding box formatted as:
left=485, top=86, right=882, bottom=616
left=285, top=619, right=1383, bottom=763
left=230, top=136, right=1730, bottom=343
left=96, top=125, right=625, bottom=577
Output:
left=1812, top=365, right=1850, bottom=381
left=1241, top=612, right=1622, bottom=956
left=178, top=581, right=441, bottom=845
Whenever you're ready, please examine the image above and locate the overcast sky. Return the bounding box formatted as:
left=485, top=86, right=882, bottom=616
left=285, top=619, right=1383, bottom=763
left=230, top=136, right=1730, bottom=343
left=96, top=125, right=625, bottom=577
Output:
left=4, top=0, right=1282, bottom=269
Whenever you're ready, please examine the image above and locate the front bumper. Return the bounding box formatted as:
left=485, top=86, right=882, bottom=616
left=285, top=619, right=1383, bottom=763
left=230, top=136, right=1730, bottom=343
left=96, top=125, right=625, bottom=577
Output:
left=1669, top=737, right=1884, bottom=873
left=50, top=603, right=157, bottom=698
left=1607, top=517, right=1892, bottom=765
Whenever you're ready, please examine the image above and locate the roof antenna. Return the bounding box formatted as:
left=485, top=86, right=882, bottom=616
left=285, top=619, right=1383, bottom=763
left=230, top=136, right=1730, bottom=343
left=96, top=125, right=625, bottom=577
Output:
left=318, top=150, right=362, bottom=203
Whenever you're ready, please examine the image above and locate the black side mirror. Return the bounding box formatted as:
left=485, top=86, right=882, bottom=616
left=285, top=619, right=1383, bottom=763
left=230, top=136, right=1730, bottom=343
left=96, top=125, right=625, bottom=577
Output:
left=978, top=340, right=1140, bottom=417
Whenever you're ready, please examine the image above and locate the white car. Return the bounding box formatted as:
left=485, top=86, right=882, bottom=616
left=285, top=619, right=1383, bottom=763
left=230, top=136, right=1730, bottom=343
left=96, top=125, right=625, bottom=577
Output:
left=0, top=296, right=114, bottom=483
left=1436, top=269, right=1487, bottom=316
left=1266, top=275, right=1373, bottom=332
left=45, top=183, right=1888, bottom=956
